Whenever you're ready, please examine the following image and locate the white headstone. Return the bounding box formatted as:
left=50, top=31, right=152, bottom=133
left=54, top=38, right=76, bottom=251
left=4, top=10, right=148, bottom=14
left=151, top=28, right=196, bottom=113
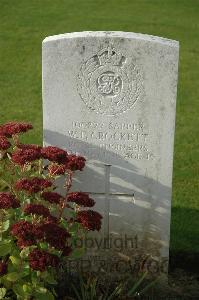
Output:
left=42, top=31, right=179, bottom=274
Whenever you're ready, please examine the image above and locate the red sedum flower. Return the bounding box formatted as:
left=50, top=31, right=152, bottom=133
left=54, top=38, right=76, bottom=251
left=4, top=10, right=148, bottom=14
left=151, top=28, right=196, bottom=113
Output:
left=0, top=192, right=20, bottom=209
left=39, top=223, right=70, bottom=250
left=29, top=249, right=59, bottom=272
left=66, top=154, right=86, bottom=171
left=0, top=261, right=8, bottom=276
left=1, top=122, right=33, bottom=138
left=17, top=144, right=42, bottom=151
left=76, top=210, right=102, bottom=231
left=42, top=191, right=63, bottom=204
left=0, top=136, right=11, bottom=150
left=67, top=192, right=95, bottom=207
left=17, top=238, right=37, bottom=249
left=15, top=177, right=52, bottom=194
left=11, top=220, right=43, bottom=249
left=45, top=215, right=58, bottom=224
left=12, top=145, right=42, bottom=165
left=24, top=204, right=50, bottom=218
left=41, top=146, right=68, bottom=164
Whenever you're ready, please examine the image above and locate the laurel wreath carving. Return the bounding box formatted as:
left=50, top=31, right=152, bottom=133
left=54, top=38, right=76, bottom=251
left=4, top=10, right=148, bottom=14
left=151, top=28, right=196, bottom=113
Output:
left=77, top=50, right=144, bottom=116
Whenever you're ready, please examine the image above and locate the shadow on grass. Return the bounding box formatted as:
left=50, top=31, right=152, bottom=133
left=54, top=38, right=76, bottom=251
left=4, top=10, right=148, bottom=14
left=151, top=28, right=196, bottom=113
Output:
left=170, top=207, right=199, bottom=274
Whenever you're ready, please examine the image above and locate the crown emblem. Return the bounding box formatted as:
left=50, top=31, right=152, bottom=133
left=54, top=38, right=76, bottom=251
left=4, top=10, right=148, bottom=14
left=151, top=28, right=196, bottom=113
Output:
left=77, top=46, right=143, bottom=116
left=97, top=47, right=126, bottom=67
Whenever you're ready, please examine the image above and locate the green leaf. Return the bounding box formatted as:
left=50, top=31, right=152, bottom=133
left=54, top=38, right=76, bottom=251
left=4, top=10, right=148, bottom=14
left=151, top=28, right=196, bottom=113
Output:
left=23, top=262, right=30, bottom=270
left=41, top=271, right=57, bottom=285
left=23, top=284, right=32, bottom=294
left=20, top=246, right=35, bottom=258
left=35, top=286, right=47, bottom=294
left=39, top=242, right=48, bottom=250
left=0, top=277, right=11, bottom=289
left=26, top=164, right=32, bottom=172
left=0, top=288, right=6, bottom=299
left=21, top=269, right=30, bottom=278
left=138, top=277, right=159, bottom=296
left=60, top=218, right=68, bottom=229
left=69, top=222, right=79, bottom=234
left=5, top=272, right=20, bottom=282
left=13, top=284, right=26, bottom=298
left=0, top=241, right=11, bottom=256
left=10, top=256, right=21, bottom=266
left=36, top=271, right=41, bottom=277
left=31, top=272, right=38, bottom=285
left=34, top=290, right=55, bottom=300
left=71, top=283, right=82, bottom=300
left=1, top=220, right=10, bottom=232
left=127, top=271, right=148, bottom=296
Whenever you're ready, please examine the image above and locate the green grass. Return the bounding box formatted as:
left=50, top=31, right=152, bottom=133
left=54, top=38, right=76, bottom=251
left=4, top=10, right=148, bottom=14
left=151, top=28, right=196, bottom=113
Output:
left=0, top=0, right=199, bottom=254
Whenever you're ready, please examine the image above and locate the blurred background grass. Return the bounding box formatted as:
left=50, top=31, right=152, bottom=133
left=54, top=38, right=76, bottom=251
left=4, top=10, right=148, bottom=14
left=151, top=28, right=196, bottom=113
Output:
left=0, top=0, right=199, bottom=254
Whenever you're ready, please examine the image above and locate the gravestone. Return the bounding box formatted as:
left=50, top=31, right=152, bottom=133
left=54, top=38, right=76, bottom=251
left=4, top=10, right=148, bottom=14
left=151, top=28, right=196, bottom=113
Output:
left=42, top=31, right=179, bottom=275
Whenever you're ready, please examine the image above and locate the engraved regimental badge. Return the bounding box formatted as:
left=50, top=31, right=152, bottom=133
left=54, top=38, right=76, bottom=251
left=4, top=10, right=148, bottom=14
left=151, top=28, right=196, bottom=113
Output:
left=77, top=46, right=143, bottom=116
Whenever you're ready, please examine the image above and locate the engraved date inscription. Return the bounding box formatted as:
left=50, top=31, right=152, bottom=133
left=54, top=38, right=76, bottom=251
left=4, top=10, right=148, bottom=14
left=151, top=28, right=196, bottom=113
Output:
left=66, top=121, right=154, bottom=161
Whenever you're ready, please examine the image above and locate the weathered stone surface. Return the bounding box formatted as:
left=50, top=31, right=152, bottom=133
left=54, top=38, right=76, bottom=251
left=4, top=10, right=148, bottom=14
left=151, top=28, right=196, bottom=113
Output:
left=42, top=31, right=179, bottom=268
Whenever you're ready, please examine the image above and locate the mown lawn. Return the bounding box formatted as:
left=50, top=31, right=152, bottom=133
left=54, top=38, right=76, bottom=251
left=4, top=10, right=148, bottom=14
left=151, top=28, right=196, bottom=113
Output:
left=0, top=0, right=199, bottom=254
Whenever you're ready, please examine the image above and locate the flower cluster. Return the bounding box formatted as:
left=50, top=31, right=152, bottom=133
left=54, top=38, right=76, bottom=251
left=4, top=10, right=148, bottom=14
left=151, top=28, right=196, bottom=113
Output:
left=0, top=192, right=20, bottom=209
left=12, top=144, right=42, bottom=165
left=0, top=120, right=103, bottom=299
left=77, top=210, right=102, bottom=231
left=66, top=154, right=86, bottom=171
left=0, top=135, right=11, bottom=150
left=15, top=177, right=52, bottom=194
left=24, top=204, right=50, bottom=218
left=39, top=223, right=70, bottom=251
left=42, top=191, right=63, bottom=204
left=11, top=220, right=43, bottom=249
left=47, top=155, right=86, bottom=175
left=0, top=122, right=33, bottom=138
left=41, top=146, right=68, bottom=164
left=67, top=192, right=95, bottom=207
left=29, top=249, right=59, bottom=272
left=0, top=128, right=4, bottom=137
left=17, top=144, right=42, bottom=151
left=45, top=215, right=58, bottom=224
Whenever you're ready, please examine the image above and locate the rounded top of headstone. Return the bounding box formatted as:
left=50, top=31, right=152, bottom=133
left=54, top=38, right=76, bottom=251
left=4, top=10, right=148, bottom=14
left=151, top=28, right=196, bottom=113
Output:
left=43, top=31, right=179, bottom=48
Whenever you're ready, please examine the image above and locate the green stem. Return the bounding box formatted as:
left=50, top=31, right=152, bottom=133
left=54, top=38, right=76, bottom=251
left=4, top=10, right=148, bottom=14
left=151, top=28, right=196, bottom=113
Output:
left=0, top=210, right=3, bottom=241
left=0, top=178, right=11, bottom=189
left=58, top=170, right=73, bottom=220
